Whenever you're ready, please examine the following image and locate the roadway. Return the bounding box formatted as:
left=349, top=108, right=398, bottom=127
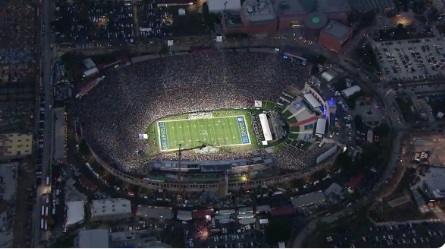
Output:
left=32, top=0, right=55, bottom=246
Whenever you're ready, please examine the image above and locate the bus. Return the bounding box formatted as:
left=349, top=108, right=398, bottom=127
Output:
left=45, top=207, right=49, bottom=216
left=41, top=206, right=45, bottom=216
left=40, top=219, right=45, bottom=230
left=45, top=176, right=50, bottom=186
left=282, top=49, right=307, bottom=65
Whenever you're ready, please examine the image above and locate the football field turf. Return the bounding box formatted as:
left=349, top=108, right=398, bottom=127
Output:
left=157, top=115, right=251, bottom=151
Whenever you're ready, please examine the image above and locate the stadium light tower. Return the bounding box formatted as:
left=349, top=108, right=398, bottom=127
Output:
left=167, top=40, right=174, bottom=55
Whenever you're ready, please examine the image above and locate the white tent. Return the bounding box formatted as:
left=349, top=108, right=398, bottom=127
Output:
left=321, top=72, right=334, bottom=82
left=65, top=201, right=85, bottom=227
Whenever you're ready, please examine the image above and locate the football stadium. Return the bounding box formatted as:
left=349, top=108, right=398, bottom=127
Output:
left=80, top=50, right=338, bottom=192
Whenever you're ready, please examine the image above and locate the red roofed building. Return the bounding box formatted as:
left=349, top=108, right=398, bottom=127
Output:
left=348, top=171, right=365, bottom=189
left=270, top=206, right=296, bottom=217
left=192, top=209, right=214, bottom=219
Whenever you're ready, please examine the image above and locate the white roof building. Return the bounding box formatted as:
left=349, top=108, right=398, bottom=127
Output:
left=303, top=93, right=322, bottom=109
left=91, top=198, right=132, bottom=221
left=65, top=201, right=85, bottom=227
left=76, top=229, right=109, bottom=248
left=207, top=0, right=241, bottom=12
left=321, top=72, right=334, bottom=82
left=259, top=113, right=273, bottom=143
left=316, top=145, right=338, bottom=164
left=315, top=118, right=327, bottom=137
left=341, top=85, right=361, bottom=98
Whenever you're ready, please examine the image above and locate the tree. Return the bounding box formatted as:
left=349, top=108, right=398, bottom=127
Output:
left=265, top=218, right=292, bottom=246
left=334, top=152, right=354, bottom=175
left=310, top=64, right=320, bottom=75
left=373, top=123, right=390, bottom=138
left=354, top=115, right=364, bottom=131
left=160, top=43, right=169, bottom=54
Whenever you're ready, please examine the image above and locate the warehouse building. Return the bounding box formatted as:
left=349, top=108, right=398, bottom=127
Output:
left=206, top=0, right=241, bottom=13
left=75, top=229, right=109, bottom=248
left=319, top=20, right=352, bottom=53
left=91, top=198, right=132, bottom=221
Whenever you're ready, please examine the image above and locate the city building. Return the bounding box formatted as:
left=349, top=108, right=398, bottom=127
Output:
left=348, top=0, right=395, bottom=13
left=316, top=0, right=351, bottom=23
left=75, top=229, right=109, bottom=248
left=341, top=85, right=361, bottom=98
left=90, top=198, right=132, bottom=221
left=274, top=0, right=307, bottom=31
left=290, top=190, right=327, bottom=210
left=157, top=0, right=193, bottom=7
left=65, top=201, right=85, bottom=229
left=319, top=20, right=352, bottom=53
left=240, top=0, right=277, bottom=35
left=414, top=166, right=445, bottom=201
left=206, top=0, right=241, bottom=13
left=0, top=133, right=32, bottom=159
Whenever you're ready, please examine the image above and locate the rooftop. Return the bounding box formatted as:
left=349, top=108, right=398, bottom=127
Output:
left=53, top=108, right=66, bottom=161
left=317, top=0, right=351, bottom=13
left=416, top=166, right=445, bottom=199
left=135, top=206, right=173, bottom=219
left=272, top=0, right=306, bottom=15
left=65, top=201, right=85, bottom=226
left=91, top=198, right=131, bottom=217
left=304, top=12, right=328, bottom=29
left=321, top=20, right=352, bottom=41
left=242, top=0, right=276, bottom=23
left=291, top=190, right=326, bottom=207
left=348, top=0, right=395, bottom=12
left=77, top=229, right=109, bottom=248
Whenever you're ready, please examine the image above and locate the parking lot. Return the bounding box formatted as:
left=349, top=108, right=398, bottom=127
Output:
left=374, top=38, right=445, bottom=82
left=322, top=222, right=445, bottom=248
left=53, top=0, right=174, bottom=48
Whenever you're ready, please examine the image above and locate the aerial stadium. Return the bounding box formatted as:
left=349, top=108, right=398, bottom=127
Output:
left=79, top=50, right=339, bottom=193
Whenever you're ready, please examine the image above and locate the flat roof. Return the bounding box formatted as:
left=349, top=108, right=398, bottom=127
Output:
left=136, top=205, right=173, bottom=219
left=317, top=0, right=351, bottom=13
left=303, top=93, right=322, bottom=108
left=273, top=0, right=306, bottom=15
left=416, top=167, right=445, bottom=199
left=321, top=20, right=351, bottom=41
left=242, top=0, right=276, bottom=23
left=78, top=229, right=109, bottom=248
left=91, top=198, right=131, bottom=218
left=349, top=0, right=395, bottom=11
left=53, top=108, right=66, bottom=161
left=291, top=190, right=326, bottom=207
left=66, top=201, right=85, bottom=226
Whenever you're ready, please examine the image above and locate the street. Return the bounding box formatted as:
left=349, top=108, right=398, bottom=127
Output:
left=32, top=0, right=55, bottom=246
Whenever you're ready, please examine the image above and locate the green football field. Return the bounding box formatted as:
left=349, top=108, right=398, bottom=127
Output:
left=155, top=112, right=253, bottom=152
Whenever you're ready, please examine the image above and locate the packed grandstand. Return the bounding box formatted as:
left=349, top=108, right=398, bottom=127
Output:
left=80, top=51, right=334, bottom=179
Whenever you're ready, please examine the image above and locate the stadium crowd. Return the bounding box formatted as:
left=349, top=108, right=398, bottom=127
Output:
left=81, top=52, right=320, bottom=176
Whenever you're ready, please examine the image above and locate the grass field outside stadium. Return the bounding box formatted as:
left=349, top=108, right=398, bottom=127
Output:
left=147, top=109, right=258, bottom=153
